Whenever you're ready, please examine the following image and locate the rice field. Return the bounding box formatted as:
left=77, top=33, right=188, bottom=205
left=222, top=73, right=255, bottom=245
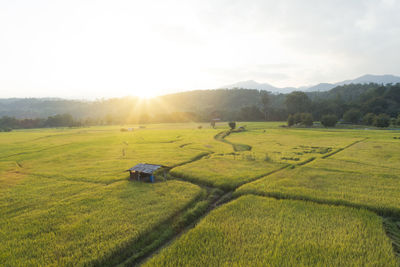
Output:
left=170, top=154, right=286, bottom=190
left=144, top=195, right=398, bottom=266
left=235, top=139, right=400, bottom=217
left=1, top=123, right=400, bottom=265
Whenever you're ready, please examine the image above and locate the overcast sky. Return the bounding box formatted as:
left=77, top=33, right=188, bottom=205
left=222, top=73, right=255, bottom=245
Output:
left=1, top=0, right=399, bottom=98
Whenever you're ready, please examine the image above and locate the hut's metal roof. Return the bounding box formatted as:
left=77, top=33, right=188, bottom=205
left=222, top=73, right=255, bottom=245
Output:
left=127, top=163, right=164, bottom=174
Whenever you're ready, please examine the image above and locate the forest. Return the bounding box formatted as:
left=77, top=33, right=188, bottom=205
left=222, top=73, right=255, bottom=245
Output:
left=1, top=83, right=400, bottom=130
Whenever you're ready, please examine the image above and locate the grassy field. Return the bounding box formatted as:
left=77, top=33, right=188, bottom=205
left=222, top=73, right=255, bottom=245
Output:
left=144, top=195, right=398, bottom=266
left=225, top=128, right=365, bottom=164
left=0, top=177, right=203, bottom=266
left=0, top=126, right=212, bottom=266
left=1, top=122, right=400, bottom=265
left=170, top=154, right=286, bottom=190
left=235, top=138, right=400, bottom=216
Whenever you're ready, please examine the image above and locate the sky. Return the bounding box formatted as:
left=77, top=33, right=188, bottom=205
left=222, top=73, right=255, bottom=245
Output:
left=1, top=0, right=400, bottom=99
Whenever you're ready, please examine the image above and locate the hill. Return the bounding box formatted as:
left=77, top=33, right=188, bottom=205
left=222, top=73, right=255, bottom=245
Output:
left=306, top=74, right=400, bottom=92
left=1, top=81, right=400, bottom=128
left=223, top=74, right=400, bottom=93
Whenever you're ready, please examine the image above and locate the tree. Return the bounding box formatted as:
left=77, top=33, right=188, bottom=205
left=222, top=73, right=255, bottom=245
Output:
left=362, top=113, right=376, bottom=125
left=293, top=113, right=302, bottom=124
left=239, top=105, right=263, bottom=121
left=228, top=121, right=236, bottom=130
left=321, top=114, right=338, bottom=127
left=260, top=92, right=270, bottom=121
left=301, top=113, right=313, bottom=127
left=285, top=91, right=311, bottom=114
left=287, top=113, right=313, bottom=127
left=397, top=114, right=400, bottom=126
left=373, top=113, right=390, bottom=128
left=343, top=108, right=362, bottom=124
left=362, top=97, right=388, bottom=114
left=287, top=114, right=295, bottom=127
left=210, top=121, right=216, bottom=128
left=45, top=114, right=75, bottom=127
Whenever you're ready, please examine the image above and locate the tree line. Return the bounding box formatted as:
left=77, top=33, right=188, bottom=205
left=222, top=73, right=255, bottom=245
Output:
left=1, top=83, right=400, bottom=131
left=285, top=83, right=400, bottom=127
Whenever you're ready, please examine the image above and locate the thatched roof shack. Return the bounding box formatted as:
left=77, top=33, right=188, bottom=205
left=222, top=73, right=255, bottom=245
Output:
left=126, top=163, right=167, bottom=183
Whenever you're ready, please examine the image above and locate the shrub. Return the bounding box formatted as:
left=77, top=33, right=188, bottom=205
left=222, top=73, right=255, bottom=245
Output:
left=321, top=114, right=338, bottom=127
left=374, top=113, right=390, bottom=128
left=287, top=115, right=295, bottom=127
left=301, top=113, right=313, bottom=127
left=288, top=113, right=313, bottom=127
left=293, top=113, right=302, bottom=124
left=397, top=114, right=400, bottom=126
left=363, top=113, right=376, bottom=126
left=228, top=122, right=236, bottom=130
left=343, top=108, right=362, bottom=124
left=0, top=127, right=12, bottom=132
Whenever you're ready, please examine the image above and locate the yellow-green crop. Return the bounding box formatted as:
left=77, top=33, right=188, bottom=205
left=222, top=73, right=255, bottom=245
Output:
left=144, top=195, right=398, bottom=266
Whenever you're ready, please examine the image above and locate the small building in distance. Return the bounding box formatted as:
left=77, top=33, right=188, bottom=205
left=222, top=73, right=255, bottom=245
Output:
left=126, top=163, right=167, bottom=183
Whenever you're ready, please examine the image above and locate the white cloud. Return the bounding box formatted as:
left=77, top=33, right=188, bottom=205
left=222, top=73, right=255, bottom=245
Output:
left=0, top=0, right=399, bottom=98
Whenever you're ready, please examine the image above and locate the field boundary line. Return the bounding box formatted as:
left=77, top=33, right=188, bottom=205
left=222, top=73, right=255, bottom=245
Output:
left=169, top=151, right=213, bottom=169
left=234, top=189, right=400, bottom=218
left=135, top=189, right=231, bottom=267
left=27, top=172, right=123, bottom=186
left=337, top=158, right=400, bottom=171
left=383, top=218, right=400, bottom=258
left=214, top=130, right=252, bottom=152
left=0, top=143, right=72, bottom=160
left=321, top=138, right=368, bottom=159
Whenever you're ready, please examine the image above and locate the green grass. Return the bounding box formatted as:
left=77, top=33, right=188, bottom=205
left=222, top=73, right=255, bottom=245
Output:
left=0, top=125, right=216, bottom=266
left=333, top=139, right=400, bottom=169
left=170, top=154, right=286, bottom=190
left=225, top=128, right=365, bottom=164
left=144, top=195, right=398, bottom=266
left=1, top=123, right=400, bottom=265
left=236, top=147, right=400, bottom=216
left=0, top=178, right=203, bottom=266
left=0, top=127, right=228, bottom=184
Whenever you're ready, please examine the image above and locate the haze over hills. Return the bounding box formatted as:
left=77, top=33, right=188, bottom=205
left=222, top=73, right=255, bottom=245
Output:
left=223, top=74, right=400, bottom=93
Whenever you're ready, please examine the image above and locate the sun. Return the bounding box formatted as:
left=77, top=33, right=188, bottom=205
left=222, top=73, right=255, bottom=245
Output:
left=133, top=90, right=157, bottom=99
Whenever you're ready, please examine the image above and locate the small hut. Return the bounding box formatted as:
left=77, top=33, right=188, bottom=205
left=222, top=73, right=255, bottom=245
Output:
left=126, top=163, right=167, bottom=183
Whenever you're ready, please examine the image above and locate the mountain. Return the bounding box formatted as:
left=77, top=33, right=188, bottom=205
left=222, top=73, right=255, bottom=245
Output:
left=305, top=74, right=400, bottom=92
left=223, top=74, right=400, bottom=93
left=221, top=80, right=296, bottom=94
left=306, top=83, right=337, bottom=92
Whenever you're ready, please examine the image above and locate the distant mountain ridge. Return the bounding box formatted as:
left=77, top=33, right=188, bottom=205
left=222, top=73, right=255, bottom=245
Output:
left=220, top=80, right=297, bottom=94
left=222, top=74, right=400, bottom=93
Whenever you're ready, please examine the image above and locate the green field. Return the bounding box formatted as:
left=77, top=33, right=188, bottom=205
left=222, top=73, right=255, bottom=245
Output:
left=235, top=138, right=400, bottom=216
left=144, top=195, right=398, bottom=266
left=170, top=154, right=286, bottom=190
left=1, top=123, right=399, bottom=265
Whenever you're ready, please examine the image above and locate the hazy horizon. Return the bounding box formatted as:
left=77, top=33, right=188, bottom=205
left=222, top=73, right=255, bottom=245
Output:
left=1, top=0, right=400, bottom=99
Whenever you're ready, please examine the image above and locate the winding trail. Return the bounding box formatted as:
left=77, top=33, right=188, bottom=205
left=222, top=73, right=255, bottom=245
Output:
left=214, top=130, right=252, bottom=152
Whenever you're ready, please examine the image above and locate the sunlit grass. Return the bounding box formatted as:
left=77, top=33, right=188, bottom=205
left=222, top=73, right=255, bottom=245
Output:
left=236, top=142, right=400, bottom=216
left=225, top=128, right=364, bottom=163
left=0, top=177, right=202, bottom=266
left=144, top=195, right=398, bottom=266
left=170, top=154, right=285, bottom=190
left=1, top=123, right=400, bottom=265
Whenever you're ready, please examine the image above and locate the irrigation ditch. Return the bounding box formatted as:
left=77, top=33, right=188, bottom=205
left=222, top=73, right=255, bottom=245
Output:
left=114, top=129, right=400, bottom=266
